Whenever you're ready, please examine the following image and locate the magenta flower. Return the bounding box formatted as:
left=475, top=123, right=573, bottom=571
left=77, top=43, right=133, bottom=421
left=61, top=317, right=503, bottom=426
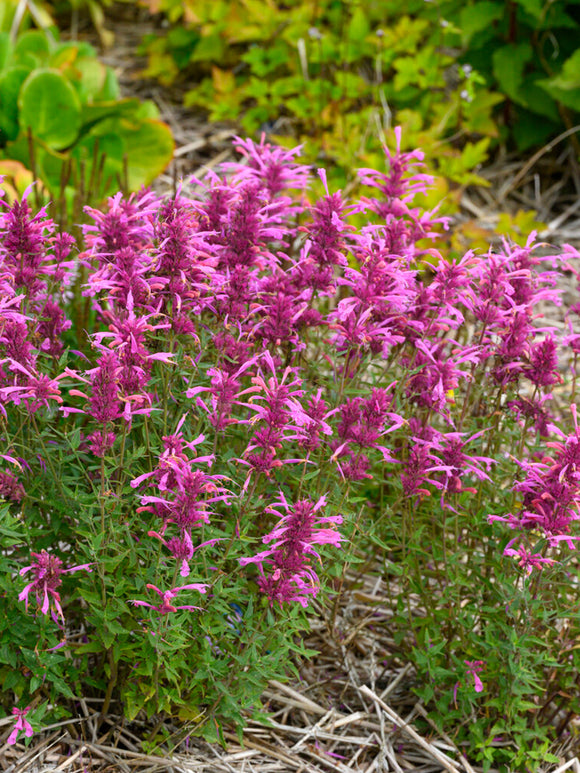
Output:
left=503, top=540, right=556, bottom=575
left=7, top=705, right=33, bottom=746
left=526, top=335, right=561, bottom=388
left=19, top=550, right=92, bottom=622
left=0, top=362, right=65, bottom=413
left=464, top=660, right=485, bottom=693
left=223, top=134, right=310, bottom=200
left=130, top=583, right=207, bottom=615
left=239, top=493, right=342, bottom=608
left=454, top=660, right=486, bottom=706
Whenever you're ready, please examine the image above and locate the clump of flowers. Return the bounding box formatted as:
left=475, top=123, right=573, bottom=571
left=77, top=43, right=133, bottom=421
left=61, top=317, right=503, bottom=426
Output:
left=18, top=551, right=92, bottom=622
left=1, top=133, right=579, bottom=768
left=240, top=493, right=342, bottom=607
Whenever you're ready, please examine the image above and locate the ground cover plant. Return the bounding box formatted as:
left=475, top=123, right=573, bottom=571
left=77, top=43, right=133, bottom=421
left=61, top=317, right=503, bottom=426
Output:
left=136, top=0, right=580, bottom=153
left=0, top=132, right=580, bottom=770
left=136, top=0, right=499, bottom=199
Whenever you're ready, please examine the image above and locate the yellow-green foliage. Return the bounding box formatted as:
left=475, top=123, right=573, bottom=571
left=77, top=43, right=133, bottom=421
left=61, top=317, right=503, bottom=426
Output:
left=139, top=0, right=502, bottom=197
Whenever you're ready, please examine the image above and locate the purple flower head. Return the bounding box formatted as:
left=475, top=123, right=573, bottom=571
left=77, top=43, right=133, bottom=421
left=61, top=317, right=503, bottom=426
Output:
left=153, top=191, right=217, bottom=319
left=19, top=550, right=92, bottom=622
left=87, top=351, right=122, bottom=423
left=357, top=126, right=432, bottom=205
left=223, top=135, right=311, bottom=201
left=507, top=395, right=555, bottom=437
left=296, top=171, right=354, bottom=293
left=298, top=390, right=334, bottom=451
left=400, top=444, right=446, bottom=499
left=34, top=299, right=71, bottom=357
left=488, top=412, right=580, bottom=550
left=405, top=340, right=476, bottom=418
left=0, top=189, right=53, bottom=297
left=83, top=189, right=157, bottom=257
left=87, top=430, right=116, bottom=458
left=527, top=335, right=561, bottom=388
left=0, top=318, right=35, bottom=370
left=438, top=431, right=494, bottom=494
left=0, top=362, right=65, bottom=413
left=337, top=385, right=403, bottom=450
left=239, top=493, right=342, bottom=608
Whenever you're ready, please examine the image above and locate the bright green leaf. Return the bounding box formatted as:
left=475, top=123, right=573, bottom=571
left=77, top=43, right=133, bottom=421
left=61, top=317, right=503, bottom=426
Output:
left=19, top=69, right=81, bottom=150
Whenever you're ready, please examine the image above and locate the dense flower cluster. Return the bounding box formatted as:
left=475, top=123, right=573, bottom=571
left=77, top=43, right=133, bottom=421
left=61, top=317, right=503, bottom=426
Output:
left=239, top=493, right=342, bottom=607
left=2, top=131, right=580, bottom=749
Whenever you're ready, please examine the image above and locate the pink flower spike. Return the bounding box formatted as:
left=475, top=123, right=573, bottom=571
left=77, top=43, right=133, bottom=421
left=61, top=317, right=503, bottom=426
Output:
left=7, top=706, right=33, bottom=746
left=19, top=550, right=91, bottom=622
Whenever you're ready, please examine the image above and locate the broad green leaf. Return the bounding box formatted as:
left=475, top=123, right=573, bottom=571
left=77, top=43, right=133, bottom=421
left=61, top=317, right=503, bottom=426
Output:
left=517, top=76, right=559, bottom=119
left=13, top=30, right=51, bottom=66
left=19, top=69, right=81, bottom=150
left=95, top=66, right=120, bottom=101
left=511, top=110, right=559, bottom=150
left=347, top=6, right=371, bottom=43
left=0, top=66, right=29, bottom=142
left=54, top=40, right=97, bottom=59
left=80, top=97, right=144, bottom=133
left=190, top=34, right=225, bottom=63
left=537, top=77, right=580, bottom=112
left=460, top=137, right=491, bottom=169
left=91, top=116, right=174, bottom=190
left=70, top=57, right=107, bottom=103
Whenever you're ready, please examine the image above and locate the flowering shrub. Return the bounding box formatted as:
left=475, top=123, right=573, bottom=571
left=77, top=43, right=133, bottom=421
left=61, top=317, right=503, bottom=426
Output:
left=0, top=132, right=579, bottom=767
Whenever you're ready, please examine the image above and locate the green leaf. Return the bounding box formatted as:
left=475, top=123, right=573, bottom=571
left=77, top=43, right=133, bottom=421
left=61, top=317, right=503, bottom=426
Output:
left=460, top=137, right=490, bottom=168
left=459, top=3, right=503, bottom=45
left=118, top=118, right=174, bottom=189
left=0, top=32, right=12, bottom=71
left=544, top=48, right=580, bottom=90
left=13, top=30, right=51, bottom=67
left=0, top=66, right=29, bottom=143
left=95, top=67, right=120, bottom=101
left=19, top=69, right=81, bottom=150
left=50, top=675, right=76, bottom=700
left=80, top=97, right=144, bottom=133
left=491, top=43, right=533, bottom=102
left=513, top=0, right=544, bottom=20
left=516, top=76, right=560, bottom=119
left=347, top=6, right=370, bottom=43
left=68, top=428, right=82, bottom=450
left=537, top=77, right=580, bottom=112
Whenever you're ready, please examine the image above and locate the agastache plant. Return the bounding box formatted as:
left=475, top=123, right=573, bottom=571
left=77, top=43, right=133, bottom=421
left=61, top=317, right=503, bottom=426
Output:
left=2, top=132, right=580, bottom=767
